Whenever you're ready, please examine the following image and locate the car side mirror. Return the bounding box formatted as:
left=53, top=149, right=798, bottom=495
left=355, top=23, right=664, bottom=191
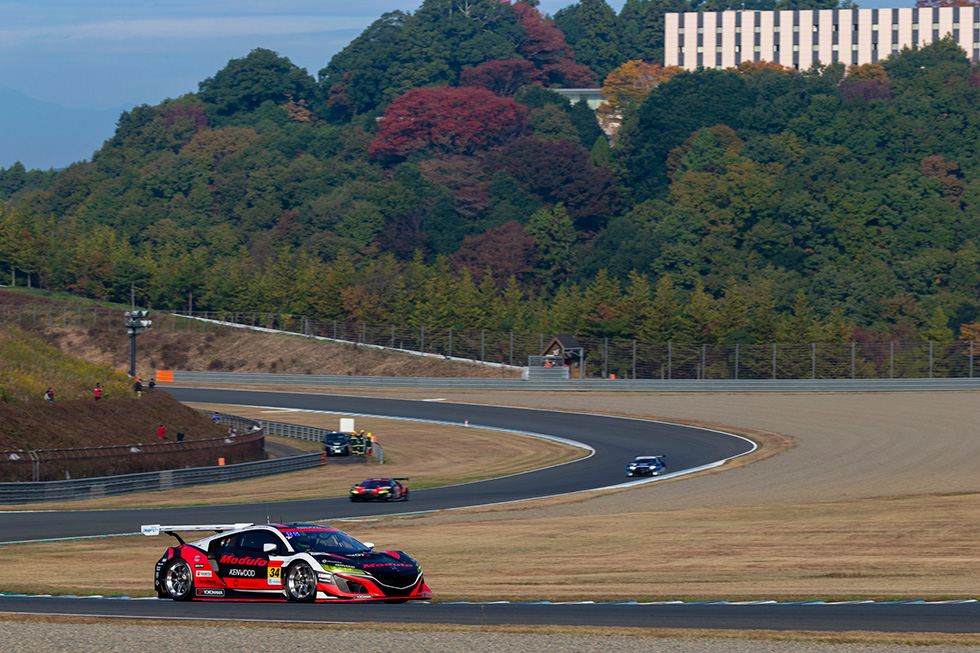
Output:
left=363, top=542, right=375, bottom=550
left=263, top=542, right=277, bottom=554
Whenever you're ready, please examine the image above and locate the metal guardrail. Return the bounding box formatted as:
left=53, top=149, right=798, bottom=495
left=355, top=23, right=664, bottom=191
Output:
left=256, top=417, right=384, bottom=465
left=0, top=414, right=381, bottom=503
left=1, top=411, right=265, bottom=483
left=167, top=371, right=980, bottom=392
left=0, top=453, right=324, bottom=504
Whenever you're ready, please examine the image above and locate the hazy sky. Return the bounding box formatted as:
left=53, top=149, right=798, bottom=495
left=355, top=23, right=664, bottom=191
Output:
left=1, top=0, right=909, bottom=112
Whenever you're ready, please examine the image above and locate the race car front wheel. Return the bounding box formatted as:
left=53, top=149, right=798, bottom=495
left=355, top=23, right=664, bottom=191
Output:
left=164, top=559, right=194, bottom=601
left=285, top=562, right=317, bottom=602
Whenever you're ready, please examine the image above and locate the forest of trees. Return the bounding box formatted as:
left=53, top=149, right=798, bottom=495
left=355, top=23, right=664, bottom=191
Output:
left=2, top=0, right=980, bottom=346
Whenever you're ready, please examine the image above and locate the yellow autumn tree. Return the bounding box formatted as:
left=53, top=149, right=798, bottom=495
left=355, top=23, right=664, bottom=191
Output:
left=846, top=62, right=889, bottom=81
left=735, top=60, right=794, bottom=75
left=597, top=60, right=682, bottom=138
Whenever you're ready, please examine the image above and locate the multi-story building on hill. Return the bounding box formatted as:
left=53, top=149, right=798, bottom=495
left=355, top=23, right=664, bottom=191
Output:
left=665, top=7, right=980, bottom=71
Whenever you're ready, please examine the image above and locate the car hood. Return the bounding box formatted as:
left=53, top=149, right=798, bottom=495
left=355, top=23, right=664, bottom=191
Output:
left=312, top=550, right=420, bottom=575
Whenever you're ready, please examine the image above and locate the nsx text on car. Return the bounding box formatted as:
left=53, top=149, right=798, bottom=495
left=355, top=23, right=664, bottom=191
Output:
left=143, top=522, right=430, bottom=602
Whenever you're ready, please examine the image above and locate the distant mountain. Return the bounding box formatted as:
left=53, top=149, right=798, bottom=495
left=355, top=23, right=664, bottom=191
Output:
left=0, top=88, right=131, bottom=171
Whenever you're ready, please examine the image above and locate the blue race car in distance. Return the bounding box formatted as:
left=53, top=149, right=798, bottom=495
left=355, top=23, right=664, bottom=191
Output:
left=627, top=455, right=667, bottom=477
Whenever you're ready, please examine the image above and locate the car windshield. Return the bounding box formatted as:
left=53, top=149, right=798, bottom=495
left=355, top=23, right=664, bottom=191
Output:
left=635, top=458, right=659, bottom=463
left=325, top=433, right=348, bottom=443
left=359, top=480, right=392, bottom=488
left=280, top=527, right=370, bottom=554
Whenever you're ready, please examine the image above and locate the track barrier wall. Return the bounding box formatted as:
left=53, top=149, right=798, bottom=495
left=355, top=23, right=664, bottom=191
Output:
left=0, top=413, right=381, bottom=503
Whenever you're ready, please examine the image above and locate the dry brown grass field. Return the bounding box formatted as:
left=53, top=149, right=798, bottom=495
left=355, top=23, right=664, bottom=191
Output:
left=4, top=390, right=980, bottom=610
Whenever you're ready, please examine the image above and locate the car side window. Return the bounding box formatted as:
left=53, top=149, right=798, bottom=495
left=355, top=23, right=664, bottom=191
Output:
left=215, top=534, right=237, bottom=550
left=237, top=530, right=285, bottom=554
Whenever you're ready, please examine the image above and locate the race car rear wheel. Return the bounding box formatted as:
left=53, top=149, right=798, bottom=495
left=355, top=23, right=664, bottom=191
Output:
left=163, top=559, right=194, bottom=601
left=402, top=489, right=410, bottom=501
left=285, top=561, right=317, bottom=602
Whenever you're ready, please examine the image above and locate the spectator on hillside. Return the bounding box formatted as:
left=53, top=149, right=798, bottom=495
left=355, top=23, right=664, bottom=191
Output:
left=44, top=387, right=54, bottom=401
left=148, top=379, right=156, bottom=392
left=157, top=424, right=166, bottom=439
left=93, top=383, right=103, bottom=400
left=176, top=429, right=185, bottom=442
left=133, top=378, right=143, bottom=398
left=212, top=413, right=221, bottom=424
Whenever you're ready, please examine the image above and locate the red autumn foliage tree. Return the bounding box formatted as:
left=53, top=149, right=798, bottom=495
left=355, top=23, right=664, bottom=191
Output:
left=450, top=221, right=537, bottom=284
left=369, top=86, right=529, bottom=162
left=512, top=2, right=597, bottom=87
left=486, top=137, right=619, bottom=232
left=459, top=60, right=545, bottom=96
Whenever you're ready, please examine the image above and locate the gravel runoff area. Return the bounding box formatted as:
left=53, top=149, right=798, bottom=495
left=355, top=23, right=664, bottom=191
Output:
left=1, top=621, right=978, bottom=653
left=404, top=390, right=980, bottom=522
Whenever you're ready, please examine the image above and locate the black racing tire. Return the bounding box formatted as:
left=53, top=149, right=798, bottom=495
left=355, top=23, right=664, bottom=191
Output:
left=402, top=489, right=410, bottom=501
left=285, top=561, right=318, bottom=602
left=163, top=558, right=194, bottom=601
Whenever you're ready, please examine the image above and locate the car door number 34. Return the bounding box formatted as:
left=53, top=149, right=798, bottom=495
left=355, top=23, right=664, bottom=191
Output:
left=268, top=566, right=282, bottom=585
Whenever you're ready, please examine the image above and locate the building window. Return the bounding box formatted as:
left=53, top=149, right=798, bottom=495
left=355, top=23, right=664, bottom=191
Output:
left=735, top=45, right=741, bottom=52
left=717, top=27, right=723, bottom=33
left=697, top=45, right=704, bottom=52
left=679, top=28, right=685, bottom=34
left=794, top=25, right=800, bottom=32
left=813, top=25, right=819, bottom=31
left=679, top=47, right=685, bottom=53
left=832, top=43, right=839, bottom=50
left=932, top=23, right=939, bottom=29
left=852, top=43, right=859, bottom=50
left=793, top=44, right=800, bottom=51
left=953, top=22, right=959, bottom=28
left=872, top=24, right=878, bottom=31
left=698, top=27, right=704, bottom=33
left=716, top=46, right=723, bottom=52
left=774, top=44, right=780, bottom=51
left=774, top=25, right=780, bottom=32
left=736, top=26, right=741, bottom=32
left=912, top=23, right=919, bottom=29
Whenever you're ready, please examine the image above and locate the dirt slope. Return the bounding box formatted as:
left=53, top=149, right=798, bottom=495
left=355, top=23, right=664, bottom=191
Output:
left=0, top=391, right=228, bottom=450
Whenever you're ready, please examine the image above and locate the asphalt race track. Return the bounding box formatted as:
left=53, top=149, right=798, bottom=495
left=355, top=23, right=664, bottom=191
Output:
left=2, top=595, right=979, bottom=633
left=3, top=387, right=980, bottom=633
left=0, top=387, right=753, bottom=543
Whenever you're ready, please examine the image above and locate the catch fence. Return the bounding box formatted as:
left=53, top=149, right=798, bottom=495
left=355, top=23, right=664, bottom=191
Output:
left=186, top=312, right=980, bottom=381
left=4, top=305, right=980, bottom=380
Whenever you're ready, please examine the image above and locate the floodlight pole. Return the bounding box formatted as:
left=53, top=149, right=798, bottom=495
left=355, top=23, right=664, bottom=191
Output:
left=124, top=310, right=152, bottom=378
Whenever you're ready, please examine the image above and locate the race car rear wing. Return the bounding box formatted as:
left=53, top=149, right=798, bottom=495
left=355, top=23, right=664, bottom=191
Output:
left=141, top=523, right=253, bottom=544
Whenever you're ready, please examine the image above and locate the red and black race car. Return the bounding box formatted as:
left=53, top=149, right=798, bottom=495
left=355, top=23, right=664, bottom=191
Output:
left=349, top=477, right=410, bottom=502
left=142, top=522, right=430, bottom=603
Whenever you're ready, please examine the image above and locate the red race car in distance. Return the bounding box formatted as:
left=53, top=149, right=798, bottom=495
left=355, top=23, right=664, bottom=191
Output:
left=349, top=477, right=410, bottom=502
